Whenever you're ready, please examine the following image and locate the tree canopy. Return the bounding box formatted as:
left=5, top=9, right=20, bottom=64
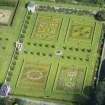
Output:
left=95, top=10, right=105, bottom=21
left=95, top=80, right=105, bottom=105
left=50, top=0, right=105, bottom=4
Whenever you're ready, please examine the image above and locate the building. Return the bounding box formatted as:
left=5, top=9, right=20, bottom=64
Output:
left=0, top=82, right=10, bottom=97
left=16, top=41, right=23, bottom=51
left=27, top=1, right=36, bottom=13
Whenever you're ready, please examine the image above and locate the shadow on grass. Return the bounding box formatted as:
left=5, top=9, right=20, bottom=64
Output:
left=72, top=86, right=94, bottom=105
left=99, top=59, right=105, bottom=81
left=0, top=82, right=3, bottom=87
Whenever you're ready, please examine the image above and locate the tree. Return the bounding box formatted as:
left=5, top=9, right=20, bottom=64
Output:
left=95, top=10, right=105, bottom=21
left=0, top=97, right=14, bottom=105
left=95, top=0, right=105, bottom=5
left=95, top=80, right=105, bottom=105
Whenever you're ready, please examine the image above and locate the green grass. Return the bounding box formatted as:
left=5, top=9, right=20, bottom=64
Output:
left=0, top=0, right=27, bottom=82
left=31, top=13, right=62, bottom=41
left=8, top=10, right=102, bottom=101
left=0, top=0, right=103, bottom=104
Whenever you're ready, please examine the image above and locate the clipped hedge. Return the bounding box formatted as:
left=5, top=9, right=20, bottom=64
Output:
left=0, top=0, right=18, bottom=7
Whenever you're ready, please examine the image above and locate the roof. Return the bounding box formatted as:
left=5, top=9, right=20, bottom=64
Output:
left=28, top=1, right=35, bottom=8
left=0, top=83, right=10, bottom=97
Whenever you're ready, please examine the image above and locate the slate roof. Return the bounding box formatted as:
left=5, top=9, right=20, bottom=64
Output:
left=28, top=1, right=35, bottom=7
left=0, top=83, right=10, bottom=97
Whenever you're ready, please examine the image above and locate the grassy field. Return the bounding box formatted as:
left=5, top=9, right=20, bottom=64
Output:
left=0, top=0, right=103, bottom=104
left=8, top=11, right=102, bottom=101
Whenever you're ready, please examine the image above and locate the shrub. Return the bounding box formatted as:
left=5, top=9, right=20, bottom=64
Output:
left=69, top=47, right=73, bottom=50
left=25, top=20, right=29, bottom=24
left=49, top=54, right=52, bottom=57
left=16, top=50, right=19, bottom=55
left=22, top=29, right=26, bottom=34
left=5, top=38, right=9, bottom=41
left=24, top=50, right=28, bottom=54
left=79, top=57, right=83, bottom=61
left=67, top=56, right=71, bottom=59
left=10, top=65, right=15, bottom=71
left=45, top=44, right=49, bottom=47
left=33, top=43, right=37, bottom=46
left=24, top=24, right=28, bottom=29
left=8, top=71, right=13, bottom=76
left=36, top=52, right=40, bottom=55
left=26, top=15, right=31, bottom=20
left=2, top=46, right=6, bottom=50
left=75, top=48, right=79, bottom=51
left=6, top=76, right=11, bottom=82
left=39, top=43, right=42, bottom=47
left=63, top=46, right=67, bottom=50
left=42, top=53, right=46, bottom=56
left=27, top=42, right=31, bottom=45
left=0, top=37, right=2, bottom=40
left=81, top=48, right=85, bottom=52
left=30, top=52, right=34, bottom=55
left=19, top=38, right=23, bottom=43
left=61, top=56, right=64, bottom=59
left=21, top=34, right=25, bottom=38
left=95, top=10, right=105, bottom=21
left=87, top=49, right=91, bottom=53
left=51, top=45, right=55, bottom=48
left=14, top=55, right=18, bottom=60
left=12, top=60, right=16, bottom=65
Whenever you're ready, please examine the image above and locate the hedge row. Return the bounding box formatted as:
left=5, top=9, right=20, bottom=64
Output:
left=38, top=5, right=96, bottom=16
left=0, top=0, right=18, bottom=7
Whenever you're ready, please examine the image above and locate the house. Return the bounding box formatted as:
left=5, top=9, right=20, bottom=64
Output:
left=0, top=82, right=10, bottom=97
left=27, top=1, right=36, bottom=13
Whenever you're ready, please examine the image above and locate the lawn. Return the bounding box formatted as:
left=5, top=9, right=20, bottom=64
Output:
left=7, top=10, right=102, bottom=102
left=0, top=0, right=103, bottom=104
left=0, top=0, right=27, bottom=83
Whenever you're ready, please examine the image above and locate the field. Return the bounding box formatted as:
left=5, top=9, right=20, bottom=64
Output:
left=0, top=0, right=103, bottom=104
